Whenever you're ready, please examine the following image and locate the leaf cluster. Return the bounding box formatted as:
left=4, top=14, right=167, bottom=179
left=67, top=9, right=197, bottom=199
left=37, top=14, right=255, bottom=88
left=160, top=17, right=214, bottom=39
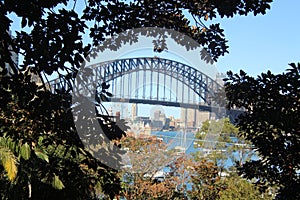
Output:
left=0, top=71, right=123, bottom=199
left=188, top=160, right=272, bottom=200
left=224, top=63, right=300, bottom=199
left=188, top=159, right=225, bottom=200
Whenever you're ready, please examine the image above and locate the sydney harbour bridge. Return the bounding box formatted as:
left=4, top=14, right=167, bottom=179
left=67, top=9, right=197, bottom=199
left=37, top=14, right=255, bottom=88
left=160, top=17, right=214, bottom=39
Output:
left=48, top=57, right=238, bottom=115
left=48, top=57, right=242, bottom=151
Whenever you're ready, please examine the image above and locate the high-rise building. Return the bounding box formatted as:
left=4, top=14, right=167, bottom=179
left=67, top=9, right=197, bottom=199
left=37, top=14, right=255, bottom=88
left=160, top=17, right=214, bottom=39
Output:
left=181, top=108, right=211, bottom=128
left=150, top=109, right=166, bottom=130
left=131, top=104, right=138, bottom=121
left=180, top=108, right=196, bottom=128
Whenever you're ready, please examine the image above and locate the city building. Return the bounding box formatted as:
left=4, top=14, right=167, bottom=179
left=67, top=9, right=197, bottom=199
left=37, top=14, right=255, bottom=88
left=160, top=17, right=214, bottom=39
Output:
left=131, top=103, right=138, bottom=121
left=151, top=110, right=166, bottom=130
left=181, top=108, right=211, bottom=128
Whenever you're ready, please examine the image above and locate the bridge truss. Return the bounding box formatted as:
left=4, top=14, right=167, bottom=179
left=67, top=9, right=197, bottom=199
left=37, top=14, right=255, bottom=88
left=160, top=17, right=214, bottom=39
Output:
left=49, top=57, right=223, bottom=107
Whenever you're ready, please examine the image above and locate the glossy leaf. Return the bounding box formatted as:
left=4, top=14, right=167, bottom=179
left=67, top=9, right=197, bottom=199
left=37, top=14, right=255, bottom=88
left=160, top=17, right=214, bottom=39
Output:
left=20, top=142, right=31, bottom=160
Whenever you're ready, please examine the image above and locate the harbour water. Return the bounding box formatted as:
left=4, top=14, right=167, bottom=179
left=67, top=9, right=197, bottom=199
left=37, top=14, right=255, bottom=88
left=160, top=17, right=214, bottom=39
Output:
left=151, top=131, right=196, bottom=152
left=151, top=130, right=257, bottom=169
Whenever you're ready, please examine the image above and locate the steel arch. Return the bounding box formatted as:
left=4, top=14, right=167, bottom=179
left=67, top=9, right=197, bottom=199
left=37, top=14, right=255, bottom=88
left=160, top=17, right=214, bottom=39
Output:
left=49, top=57, right=222, bottom=105
left=90, top=57, right=221, bottom=104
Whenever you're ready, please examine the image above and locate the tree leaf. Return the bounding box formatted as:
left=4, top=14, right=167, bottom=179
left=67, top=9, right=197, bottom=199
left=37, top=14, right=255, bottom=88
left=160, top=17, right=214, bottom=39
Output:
left=34, top=149, right=49, bottom=163
left=3, top=155, right=18, bottom=182
left=20, top=142, right=31, bottom=160
left=0, top=147, right=18, bottom=182
left=52, top=174, right=65, bottom=190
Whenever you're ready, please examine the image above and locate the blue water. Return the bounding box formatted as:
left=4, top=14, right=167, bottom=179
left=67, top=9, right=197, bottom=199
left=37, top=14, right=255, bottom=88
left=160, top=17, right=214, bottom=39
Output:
left=151, top=131, right=257, bottom=169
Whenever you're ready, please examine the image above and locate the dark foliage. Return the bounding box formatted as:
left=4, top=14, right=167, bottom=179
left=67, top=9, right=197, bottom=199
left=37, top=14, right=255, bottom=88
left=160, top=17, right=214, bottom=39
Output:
left=224, top=63, right=300, bottom=199
left=0, top=69, right=122, bottom=199
left=0, top=0, right=273, bottom=199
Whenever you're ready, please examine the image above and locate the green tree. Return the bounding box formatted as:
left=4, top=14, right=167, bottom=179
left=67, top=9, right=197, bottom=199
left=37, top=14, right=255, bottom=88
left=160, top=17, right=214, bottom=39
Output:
left=222, top=118, right=239, bottom=136
left=188, top=160, right=273, bottom=200
left=197, top=118, right=238, bottom=136
left=199, top=120, right=211, bottom=134
left=219, top=175, right=273, bottom=200
left=224, top=63, right=300, bottom=199
left=195, top=118, right=254, bottom=174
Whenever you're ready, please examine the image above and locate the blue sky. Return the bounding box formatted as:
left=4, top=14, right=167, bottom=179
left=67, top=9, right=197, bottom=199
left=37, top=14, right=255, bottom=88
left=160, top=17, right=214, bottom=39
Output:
left=215, top=0, right=300, bottom=76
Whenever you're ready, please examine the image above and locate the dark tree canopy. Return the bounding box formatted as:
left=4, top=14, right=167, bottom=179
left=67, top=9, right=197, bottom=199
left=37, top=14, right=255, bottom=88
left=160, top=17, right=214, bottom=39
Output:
left=0, top=0, right=273, bottom=199
left=224, top=63, right=300, bottom=199
left=0, top=69, right=123, bottom=199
